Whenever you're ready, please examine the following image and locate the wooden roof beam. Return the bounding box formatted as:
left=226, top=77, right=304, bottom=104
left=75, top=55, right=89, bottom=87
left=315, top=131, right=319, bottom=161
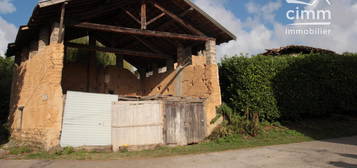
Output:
left=150, top=0, right=205, bottom=36
left=147, top=13, right=165, bottom=26
left=38, top=0, right=68, bottom=8
left=123, top=9, right=141, bottom=25
left=72, top=22, right=214, bottom=41
left=65, top=42, right=170, bottom=59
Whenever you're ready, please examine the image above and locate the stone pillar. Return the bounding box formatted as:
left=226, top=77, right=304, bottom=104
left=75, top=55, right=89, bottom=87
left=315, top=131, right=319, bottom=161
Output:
left=205, top=39, right=217, bottom=65
left=38, top=26, right=50, bottom=49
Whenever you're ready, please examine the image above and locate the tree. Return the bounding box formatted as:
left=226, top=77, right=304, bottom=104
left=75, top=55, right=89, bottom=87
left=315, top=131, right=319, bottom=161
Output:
left=0, top=56, right=14, bottom=123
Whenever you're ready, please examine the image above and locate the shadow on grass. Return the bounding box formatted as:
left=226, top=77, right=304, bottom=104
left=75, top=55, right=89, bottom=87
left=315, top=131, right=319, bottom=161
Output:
left=280, top=115, right=357, bottom=146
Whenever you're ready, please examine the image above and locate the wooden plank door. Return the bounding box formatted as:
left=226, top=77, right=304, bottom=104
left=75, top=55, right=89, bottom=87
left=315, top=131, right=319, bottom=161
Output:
left=164, top=101, right=206, bottom=145
left=184, top=102, right=206, bottom=144
left=112, top=101, right=164, bottom=152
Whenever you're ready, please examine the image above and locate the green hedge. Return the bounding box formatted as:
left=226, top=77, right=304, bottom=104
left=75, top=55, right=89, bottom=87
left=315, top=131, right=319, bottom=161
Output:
left=0, top=56, right=13, bottom=124
left=219, top=53, right=357, bottom=121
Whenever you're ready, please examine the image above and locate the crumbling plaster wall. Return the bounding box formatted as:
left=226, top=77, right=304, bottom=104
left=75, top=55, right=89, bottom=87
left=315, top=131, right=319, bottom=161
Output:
left=142, top=65, right=221, bottom=134
left=9, top=43, right=65, bottom=150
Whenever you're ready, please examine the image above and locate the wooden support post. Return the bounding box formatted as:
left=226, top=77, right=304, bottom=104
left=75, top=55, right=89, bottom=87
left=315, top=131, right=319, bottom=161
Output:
left=87, top=35, right=97, bottom=92
left=141, top=1, right=147, bottom=30
left=116, top=54, right=123, bottom=69
left=58, top=2, right=67, bottom=43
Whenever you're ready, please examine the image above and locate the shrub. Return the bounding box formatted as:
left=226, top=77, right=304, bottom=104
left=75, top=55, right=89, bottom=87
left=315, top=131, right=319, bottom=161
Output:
left=219, top=53, right=357, bottom=122
left=210, top=104, right=261, bottom=138
left=0, top=56, right=14, bottom=124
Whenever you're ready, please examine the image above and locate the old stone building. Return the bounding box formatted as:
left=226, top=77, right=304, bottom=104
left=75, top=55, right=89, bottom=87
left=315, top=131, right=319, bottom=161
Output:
left=6, top=0, right=235, bottom=150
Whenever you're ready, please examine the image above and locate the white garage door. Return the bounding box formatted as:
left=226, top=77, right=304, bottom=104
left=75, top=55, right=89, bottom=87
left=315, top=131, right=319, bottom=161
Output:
left=60, top=91, right=118, bottom=147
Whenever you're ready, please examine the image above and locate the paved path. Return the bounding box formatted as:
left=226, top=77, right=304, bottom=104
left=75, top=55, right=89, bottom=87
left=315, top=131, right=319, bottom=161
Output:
left=1, top=136, right=357, bottom=168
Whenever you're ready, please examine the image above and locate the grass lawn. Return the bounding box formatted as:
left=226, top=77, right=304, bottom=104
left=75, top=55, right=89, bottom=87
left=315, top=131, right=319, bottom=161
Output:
left=1, top=115, right=357, bottom=160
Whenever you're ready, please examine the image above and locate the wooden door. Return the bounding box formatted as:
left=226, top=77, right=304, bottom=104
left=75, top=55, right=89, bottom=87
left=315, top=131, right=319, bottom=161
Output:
left=111, top=101, right=164, bottom=152
left=164, top=101, right=206, bottom=145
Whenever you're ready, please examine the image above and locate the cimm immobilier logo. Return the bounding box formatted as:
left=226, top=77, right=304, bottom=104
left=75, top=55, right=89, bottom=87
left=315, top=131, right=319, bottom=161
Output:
left=285, top=0, right=332, bottom=36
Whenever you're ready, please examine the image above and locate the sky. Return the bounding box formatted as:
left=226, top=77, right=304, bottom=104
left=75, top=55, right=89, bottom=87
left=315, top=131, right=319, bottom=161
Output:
left=0, top=0, right=356, bottom=59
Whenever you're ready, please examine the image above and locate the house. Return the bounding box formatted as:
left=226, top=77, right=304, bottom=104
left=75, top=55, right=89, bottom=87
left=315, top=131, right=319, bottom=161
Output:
left=6, top=0, right=235, bottom=150
left=261, top=45, right=336, bottom=56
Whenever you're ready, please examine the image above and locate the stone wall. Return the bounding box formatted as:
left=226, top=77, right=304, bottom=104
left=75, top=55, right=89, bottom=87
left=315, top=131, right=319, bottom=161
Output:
left=9, top=43, right=65, bottom=150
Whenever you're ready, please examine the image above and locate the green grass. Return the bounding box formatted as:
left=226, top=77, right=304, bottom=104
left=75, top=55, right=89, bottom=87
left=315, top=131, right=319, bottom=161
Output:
left=4, top=115, right=357, bottom=160
left=8, top=146, right=32, bottom=155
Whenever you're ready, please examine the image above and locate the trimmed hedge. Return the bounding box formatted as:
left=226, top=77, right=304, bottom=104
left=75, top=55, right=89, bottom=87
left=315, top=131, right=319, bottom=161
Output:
left=219, top=53, right=357, bottom=121
left=0, top=56, right=13, bottom=123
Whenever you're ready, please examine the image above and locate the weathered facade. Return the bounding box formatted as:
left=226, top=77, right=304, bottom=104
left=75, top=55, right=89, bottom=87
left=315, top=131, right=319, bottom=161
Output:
left=6, top=0, right=235, bottom=150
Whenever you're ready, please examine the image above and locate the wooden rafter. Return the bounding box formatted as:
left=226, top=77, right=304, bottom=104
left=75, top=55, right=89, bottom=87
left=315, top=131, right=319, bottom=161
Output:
left=147, top=13, right=165, bottom=26
left=123, top=9, right=141, bottom=24
left=119, top=8, right=194, bottom=52
left=151, top=1, right=205, bottom=36
left=72, top=22, right=214, bottom=41
left=39, top=0, right=68, bottom=8
left=76, top=1, right=138, bottom=21
left=159, top=7, right=194, bottom=30
left=132, top=35, right=163, bottom=54
left=65, top=42, right=170, bottom=59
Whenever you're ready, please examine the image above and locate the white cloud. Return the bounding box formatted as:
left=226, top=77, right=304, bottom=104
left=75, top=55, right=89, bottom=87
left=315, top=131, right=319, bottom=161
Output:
left=0, top=17, right=17, bottom=56
left=193, top=0, right=284, bottom=58
left=0, top=0, right=16, bottom=14
left=193, top=0, right=357, bottom=58
left=295, top=0, right=357, bottom=53
left=246, top=1, right=282, bottom=23
left=0, top=0, right=17, bottom=57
